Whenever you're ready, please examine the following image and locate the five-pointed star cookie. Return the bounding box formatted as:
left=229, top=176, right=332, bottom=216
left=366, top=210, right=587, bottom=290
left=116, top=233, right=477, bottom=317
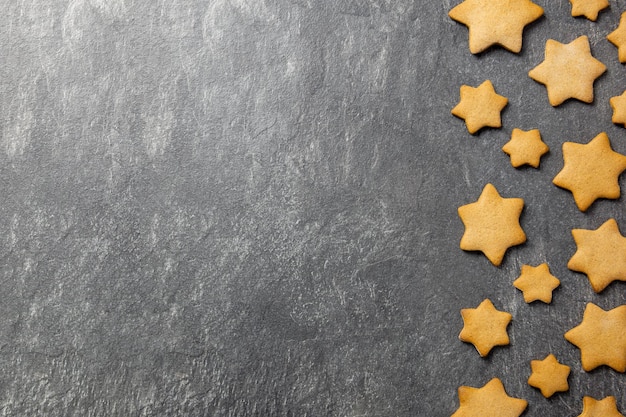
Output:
left=565, top=303, right=626, bottom=372
left=459, top=299, right=512, bottom=357
left=513, top=263, right=560, bottom=303
left=568, top=219, right=626, bottom=293
left=569, top=0, right=609, bottom=21
left=452, top=378, right=527, bottom=417
left=448, top=0, right=544, bottom=54
left=610, top=90, right=626, bottom=127
left=608, top=12, right=626, bottom=63
left=578, top=396, right=625, bottom=417
left=553, top=133, right=626, bottom=212
left=529, top=36, right=606, bottom=106
left=527, top=354, right=570, bottom=398
left=502, top=128, right=549, bottom=168
left=458, top=183, right=526, bottom=266
left=451, top=80, right=508, bottom=134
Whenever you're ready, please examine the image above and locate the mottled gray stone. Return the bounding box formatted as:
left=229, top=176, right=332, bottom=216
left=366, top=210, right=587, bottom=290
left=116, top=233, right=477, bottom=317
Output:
left=1, top=0, right=626, bottom=415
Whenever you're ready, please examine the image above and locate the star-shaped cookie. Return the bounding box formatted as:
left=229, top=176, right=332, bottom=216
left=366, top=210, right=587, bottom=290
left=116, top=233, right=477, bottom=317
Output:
left=527, top=354, right=570, bottom=398
left=451, top=80, right=508, bottom=134
left=502, top=128, right=549, bottom=168
left=569, top=0, right=609, bottom=21
left=565, top=303, right=626, bottom=372
left=568, top=219, right=626, bottom=293
left=458, top=183, right=525, bottom=266
left=610, top=91, right=626, bottom=127
left=459, top=299, right=512, bottom=357
left=608, top=12, right=626, bottom=63
left=448, top=0, right=544, bottom=54
left=553, top=133, right=626, bottom=212
left=513, top=263, right=560, bottom=303
left=529, top=36, right=606, bottom=106
left=578, top=396, right=625, bottom=417
left=452, top=378, right=527, bottom=417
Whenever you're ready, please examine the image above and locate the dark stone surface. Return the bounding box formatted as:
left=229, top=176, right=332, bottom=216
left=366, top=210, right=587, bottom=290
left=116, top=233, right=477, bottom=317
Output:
left=1, top=0, right=626, bottom=415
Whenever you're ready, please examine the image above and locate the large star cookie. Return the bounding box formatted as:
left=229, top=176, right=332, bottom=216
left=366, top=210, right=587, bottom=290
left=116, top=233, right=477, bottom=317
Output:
left=459, top=299, right=512, bottom=357
left=502, top=128, right=549, bottom=168
left=610, top=90, right=626, bottom=127
left=553, top=133, right=626, bottom=212
left=577, top=396, right=625, bottom=417
left=565, top=303, right=626, bottom=372
left=452, top=81, right=508, bottom=134
left=568, top=219, right=626, bottom=293
left=529, top=36, right=606, bottom=106
left=527, top=354, right=570, bottom=398
left=513, top=263, right=560, bottom=303
left=452, top=378, right=527, bottom=417
left=608, top=12, right=626, bottom=63
left=448, top=0, right=543, bottom=54
left=569, top=0, right=609, bottom=21
left=458, top=183, right=525, bottom=266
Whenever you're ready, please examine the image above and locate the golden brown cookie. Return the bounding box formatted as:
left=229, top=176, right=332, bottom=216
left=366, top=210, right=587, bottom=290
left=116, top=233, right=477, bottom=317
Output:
left=610, top=90, right=626, bottom=127
left=513, top=263, right=560, bottom=303
left=529, top=36, right=606, bottom=106
left=459, top=299, right=512, bottom=357
left=502, top=128, right=549, bottom=168
left=553, top=133, right=626, bottom=212
left=448, top=0, right=544, bottom=54
left=578, top=396, right=625, bottom=417
left=608, top=12, right=626, bottom=63
left=564, top=303, right=626, bottom=372
left=458, top=183, right=526, bottom=266
left=527, top=354, right=570, bottom=398
left=452, top=378, right=527, bottom=417
left=569, top=0, right=609, bottom=21
left=451, top=81, right=508, bottom=134
left=568, top=219, right=626, bottom=293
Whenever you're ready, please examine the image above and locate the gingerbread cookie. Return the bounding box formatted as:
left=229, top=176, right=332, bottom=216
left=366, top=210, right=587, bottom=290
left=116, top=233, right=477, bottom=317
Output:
left=529, top=36, right=606, bottom=106
left=448, top=0, right=544, bottom=54
left=568, top=218, right=626, bottom=293
left=513, top=263, right=560, bottom=303
left=452, top=378, right=527, bottom=417
left=577, top=396, right=625, bottom=417
left=608, top=12, right=626, bottom=63
left=610, top=90, right=626, bottom=127
left=458, top=183, right=525, bottom=266
left=459, top=299, right=512, bottom=357
left=502, top=128, right=549, bottom=168
left=553, top=133, right=626, bottom=212
left=451, top=81, right=508, bottom=134
left=565, top=303, right=626, bottom=372
left=569, top=0, right=609, bottom=21
left=527, top=354, right=570, bottom=398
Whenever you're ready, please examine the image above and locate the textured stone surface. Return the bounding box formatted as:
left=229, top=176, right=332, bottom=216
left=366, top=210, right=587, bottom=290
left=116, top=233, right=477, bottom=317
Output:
left=1, top=0, right=626, bottom=415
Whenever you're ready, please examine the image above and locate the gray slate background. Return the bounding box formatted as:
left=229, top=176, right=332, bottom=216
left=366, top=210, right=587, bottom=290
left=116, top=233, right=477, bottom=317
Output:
left=2, top=0, right=626, bottom=415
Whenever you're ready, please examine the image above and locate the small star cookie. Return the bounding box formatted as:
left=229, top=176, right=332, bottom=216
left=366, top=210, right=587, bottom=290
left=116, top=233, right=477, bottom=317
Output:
left=608, top=12, right=626, bottom=63
left=459, top=299, right=512, bottom=357
left=452, top=378, right=527, bottom=417
left=553, top=133, right=626, bottom=212
left=451, top=80, right=508, bottom=134
left=578, top=396, right=625, bottom=417
left=569, top=0, right=609, bottom=21
left=610, top=91, right=626, bottom=127
left=527, top=354, right=570, bottom=398
left=502, top=128, right=549, bottom=168
left=513, top=263, right=560, bottom=303
left=568, top=219, right=626, bottom=293
left=448, top=0, right=544, bottom=54
left=458, top=183, right=526, bottom=266
left=529, top=36, right=606, bottom=106
left=565, top=303, right=626, bottom=372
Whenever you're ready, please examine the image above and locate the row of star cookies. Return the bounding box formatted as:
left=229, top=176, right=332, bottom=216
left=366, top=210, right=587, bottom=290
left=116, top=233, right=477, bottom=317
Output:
left=453, top=378, right=624, bottom=417
left=449, top=0, right=612, bottom=55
